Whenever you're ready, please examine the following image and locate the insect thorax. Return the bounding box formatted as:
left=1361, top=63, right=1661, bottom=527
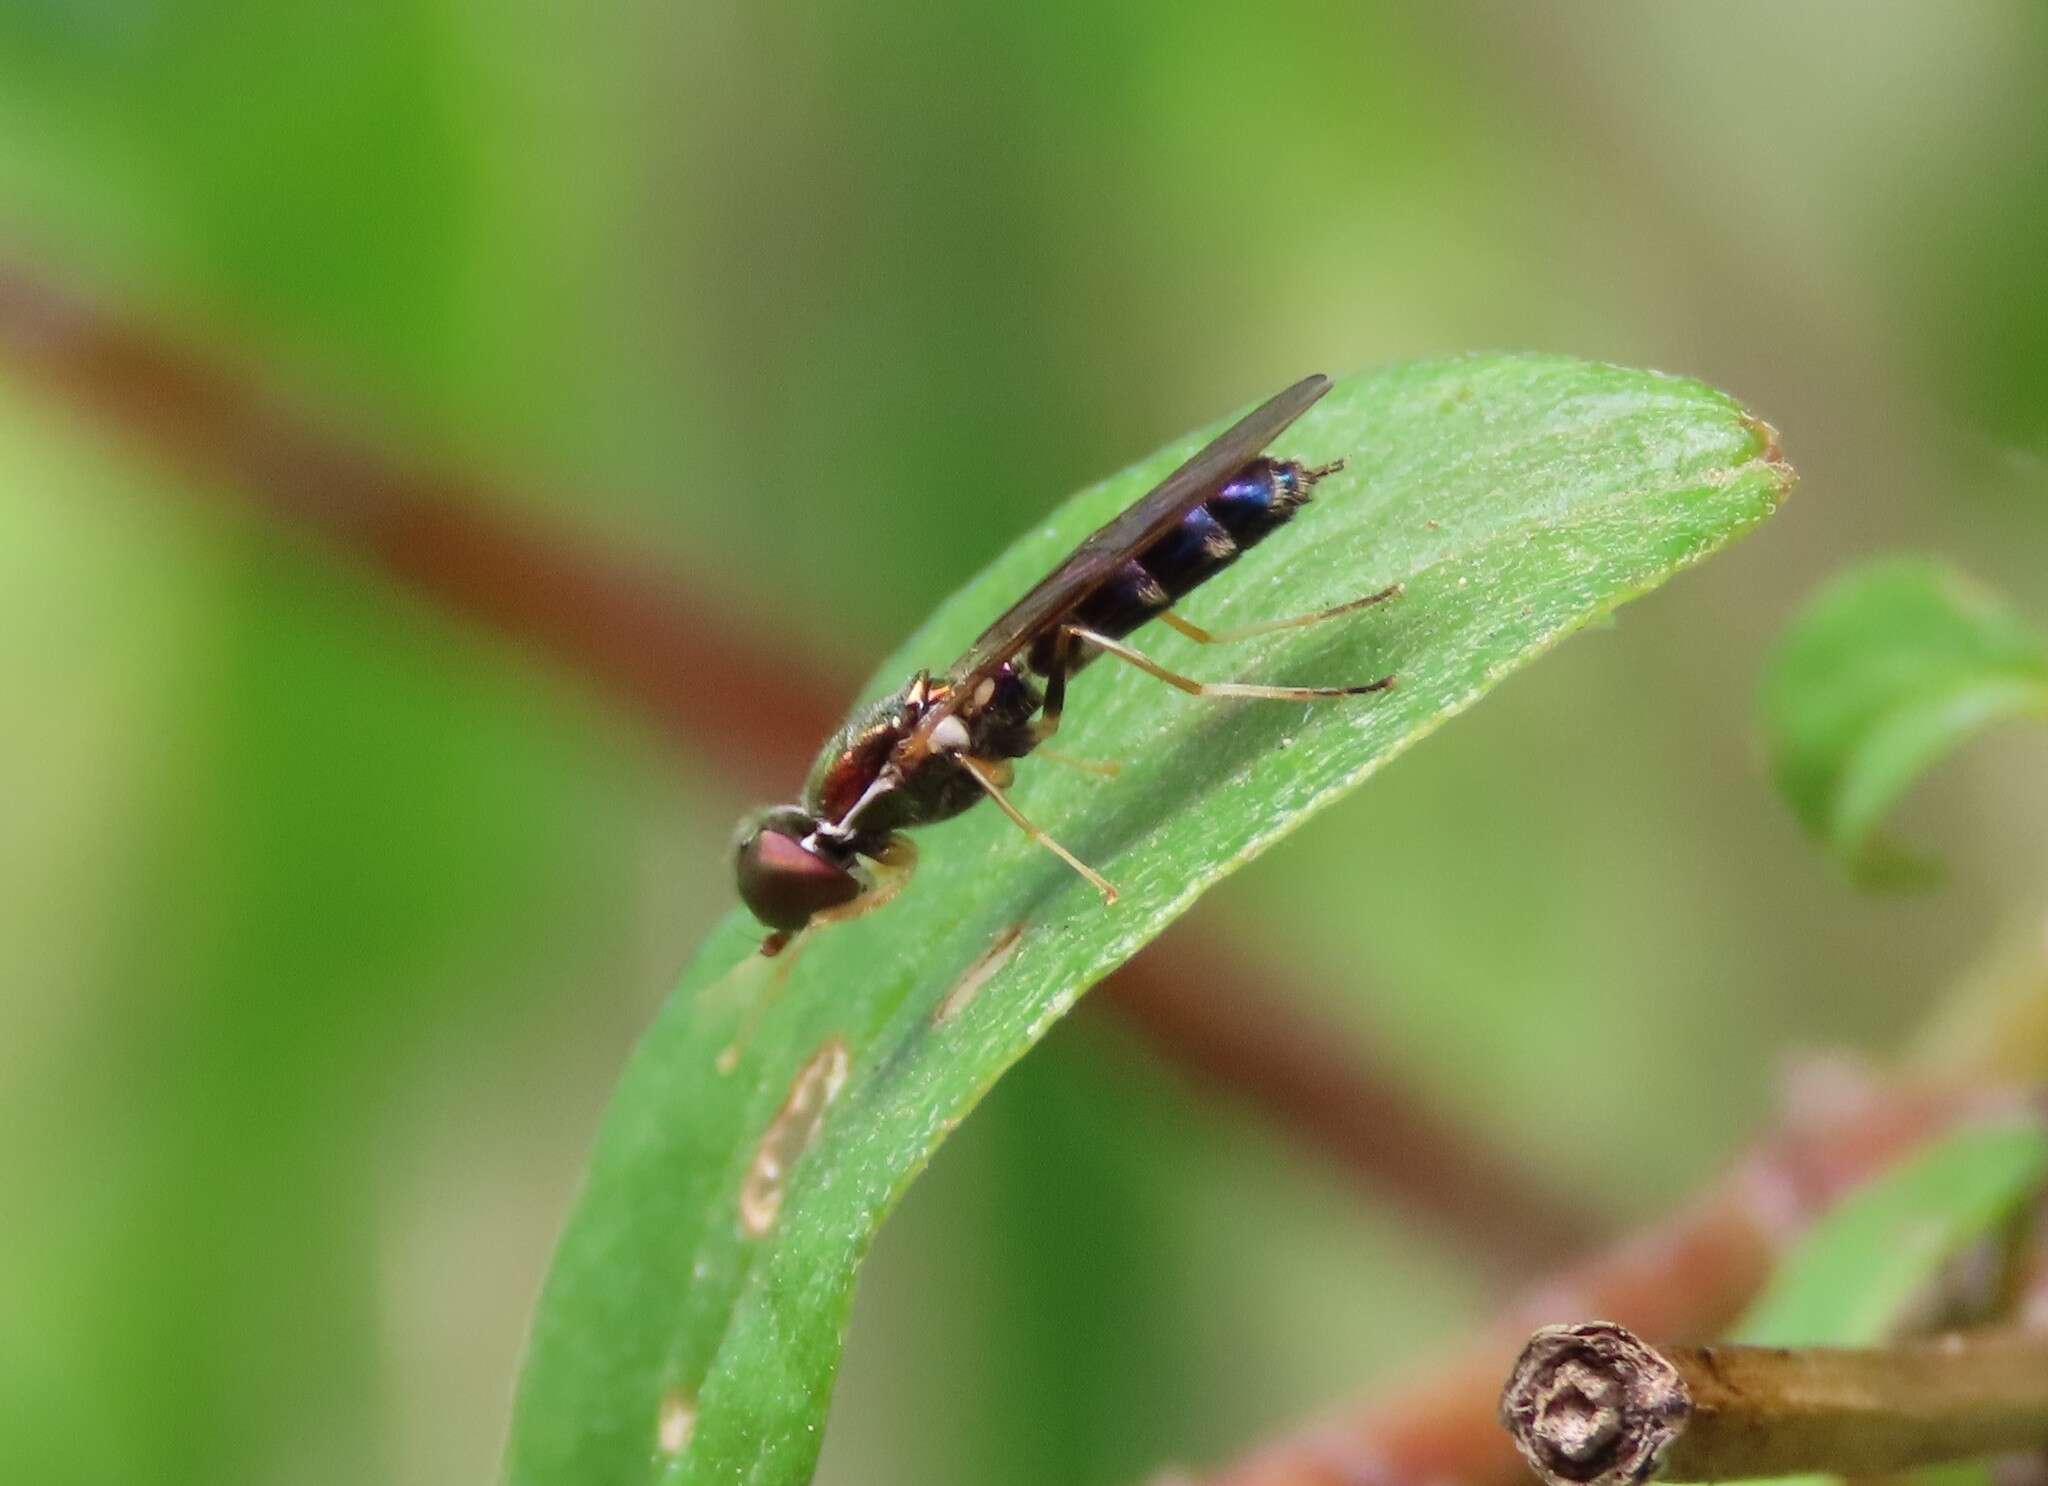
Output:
left=800, top=666, right=1043, bottom=840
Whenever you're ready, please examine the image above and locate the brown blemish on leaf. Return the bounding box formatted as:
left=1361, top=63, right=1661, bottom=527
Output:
left=1740, top=411, right=1799, bottom=505
left=1741, top=411, right=1784, bottom=468
left=656, top=1386, right=697, bottom=1456
left=933, top=923, right=1026, bottom=1025
left=738, top=1037, right=851, bottom=1237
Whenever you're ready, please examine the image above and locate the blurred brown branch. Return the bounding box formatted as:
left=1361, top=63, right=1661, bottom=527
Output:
left=1173, top=1068, right=2007, bottom=1486
left=0, top=256, right=1594, bottom=1274
left=1108, top=932, right=1594, bottom=1267
left=0, top=259, right=842, bottom=785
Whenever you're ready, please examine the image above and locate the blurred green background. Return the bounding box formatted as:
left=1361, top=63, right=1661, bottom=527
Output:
left=4, top=5, right=2047, bottom=1485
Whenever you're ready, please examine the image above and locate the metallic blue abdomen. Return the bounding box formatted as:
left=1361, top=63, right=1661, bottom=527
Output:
left=1024, top=456, right=1323, bottom=674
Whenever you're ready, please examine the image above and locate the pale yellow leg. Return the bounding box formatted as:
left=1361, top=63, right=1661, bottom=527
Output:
left=1065, top=625, right=1394, bottom=701
left=1034, top=746, right=1121, bottom=779
left=1159, top=581, right=1402, bottom=646
left=957, top=755, right=1118, bottom=904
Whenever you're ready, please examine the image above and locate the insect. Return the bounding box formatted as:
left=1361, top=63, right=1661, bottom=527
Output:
left=733, top=373, right=1399, bottom=954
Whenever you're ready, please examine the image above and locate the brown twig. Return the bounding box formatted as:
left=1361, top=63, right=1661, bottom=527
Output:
left=1501, top=1321, right=2048, bottom=1486
left=1178, top=1071, right=2003, bottom=1486
left=0, top=254, right=1591, bottom=1268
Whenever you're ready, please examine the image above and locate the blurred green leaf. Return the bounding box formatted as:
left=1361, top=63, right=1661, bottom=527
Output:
left=1760, top=559, right=2048, bottom=888
left=1735, top=1118, right=2048, bottom=1348
left=505, top=354, right=1789, bottom=1486
left=1726, top=1118, right=2048, bottom=1486
left=1902, top=1464, right=1997, bottom=1486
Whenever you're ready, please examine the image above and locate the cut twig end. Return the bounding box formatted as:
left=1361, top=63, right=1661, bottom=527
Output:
left=1502, top=1323, right=1691, bottom=1486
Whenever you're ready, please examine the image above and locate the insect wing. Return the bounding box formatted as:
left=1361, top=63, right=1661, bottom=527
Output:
left=944, top=373, right=1333, bottom=691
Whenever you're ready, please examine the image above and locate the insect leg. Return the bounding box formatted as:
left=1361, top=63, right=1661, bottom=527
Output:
left=809, top=834, right=919, bottom=928
left=1159, top=582, right=1402, bottom=646
left=1024, top=628, right=1120, bottom=775
left=753, top=836, right=918, bottom=960
left=957, top=755, right=1118, bottom=904
left=1030, top=625, right=1074, bottom=744
left=1034, top=747, right=1121, bottom=779
left=1064, top=624, right=1393, bottom=701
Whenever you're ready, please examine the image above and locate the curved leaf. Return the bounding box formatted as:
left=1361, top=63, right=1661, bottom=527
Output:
left=505, top=355, right=1791, bottom=1486
left=1728, top=1117, right=2048, bottom=1486
left=1760, top=558, right=2048, bottom=887
left=1735, top=1118, right=2048, bottom=1348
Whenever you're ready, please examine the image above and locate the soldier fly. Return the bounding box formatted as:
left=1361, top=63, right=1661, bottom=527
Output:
left=733, top=373, right=1399, bottom=954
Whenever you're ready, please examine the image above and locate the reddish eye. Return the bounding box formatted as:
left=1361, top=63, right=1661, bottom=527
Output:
left=734, top=816, right=864, bottom=932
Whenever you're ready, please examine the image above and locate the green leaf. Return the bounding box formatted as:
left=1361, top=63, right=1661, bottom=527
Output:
left=1724, top=1118, right=2048, bottom=1486
left=1760, top=558, right=2048, bottom=887
left=1735, top=1118, right=2048, bottom=1348
left=505, top=354, right=1790, bottom=1486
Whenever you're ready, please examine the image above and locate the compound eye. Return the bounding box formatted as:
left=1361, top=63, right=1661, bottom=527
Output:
left=734, top=818, right=864, bottom=932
